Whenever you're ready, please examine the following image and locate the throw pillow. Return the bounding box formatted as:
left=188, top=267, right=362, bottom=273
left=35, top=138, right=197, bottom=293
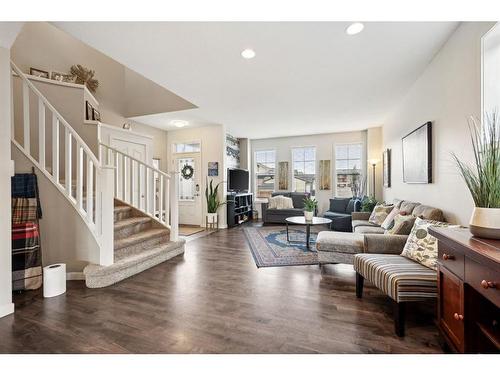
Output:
left=381, top=207, right=400, bottom=230
left=268, top=195, right=294, bottom=210
left=401, top=217, right=459, bottom=270
left=386, top=213, right=416, bottom=235
left=368, top=204, right=394, bottom=225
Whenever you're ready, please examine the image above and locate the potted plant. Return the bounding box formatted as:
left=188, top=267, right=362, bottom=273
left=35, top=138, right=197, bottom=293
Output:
left=303, top=197, right=318, bottom=221
left=361, top=196, right=378, bottom=212
left=205, top=178, right=228, bottom=225
left=452, top=114, right=500, bottom=239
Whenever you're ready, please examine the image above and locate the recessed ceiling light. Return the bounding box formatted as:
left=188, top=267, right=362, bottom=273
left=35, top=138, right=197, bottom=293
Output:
left=346, top=22, right=364, bottom=36
left=241, top=48, right=256, bottom=59
left=170, top=120, right=188, bottom=128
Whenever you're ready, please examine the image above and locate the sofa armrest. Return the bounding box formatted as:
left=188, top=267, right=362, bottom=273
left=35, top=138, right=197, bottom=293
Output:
left=261, top=202, right=269, bottom=222
left=363, top=234, right=408, bottom=255
left=352, top=212, right=371, bottom=221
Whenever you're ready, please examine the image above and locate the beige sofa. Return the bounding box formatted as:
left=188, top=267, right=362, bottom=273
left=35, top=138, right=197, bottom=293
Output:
left=316, top=199, right=444, bottom=265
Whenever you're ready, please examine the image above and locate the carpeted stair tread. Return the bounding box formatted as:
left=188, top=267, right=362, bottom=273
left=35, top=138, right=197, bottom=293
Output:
left=83, top=239, right=185, bottom=288
left=114, top=205, right=131, bottom=213
left=114, top=228, right=168, bottom=251
left=114, top=216, right=151, bottom=231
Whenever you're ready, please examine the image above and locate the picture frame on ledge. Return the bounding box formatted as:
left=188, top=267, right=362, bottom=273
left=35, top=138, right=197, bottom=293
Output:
left=92, top=108, right=101, bottom=122
left=29, top=67, right=49, bottom=79
left=85, top=101, right=93, bottom=121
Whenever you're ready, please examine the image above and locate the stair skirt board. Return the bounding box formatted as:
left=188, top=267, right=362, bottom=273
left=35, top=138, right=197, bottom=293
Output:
left=84, top=240, right=185, bottom=288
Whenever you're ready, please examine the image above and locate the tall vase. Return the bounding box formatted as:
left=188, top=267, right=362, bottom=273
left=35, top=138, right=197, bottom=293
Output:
left=469, top=207, right=500, bottom=240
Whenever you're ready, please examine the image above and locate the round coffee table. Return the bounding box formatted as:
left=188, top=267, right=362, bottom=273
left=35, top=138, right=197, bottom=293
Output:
left=285, top=216, right=332, bottom=250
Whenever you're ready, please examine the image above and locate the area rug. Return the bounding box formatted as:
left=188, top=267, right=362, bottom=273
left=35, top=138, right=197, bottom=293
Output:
left=243, top=226, right=319, bottom=267
left=179, top=225, right=205, bottom=236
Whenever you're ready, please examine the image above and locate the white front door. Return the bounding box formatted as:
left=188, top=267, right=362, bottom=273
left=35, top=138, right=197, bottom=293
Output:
left=177, top=153, right=202, bottom=226
left=111, top=138, right=147, bottom=208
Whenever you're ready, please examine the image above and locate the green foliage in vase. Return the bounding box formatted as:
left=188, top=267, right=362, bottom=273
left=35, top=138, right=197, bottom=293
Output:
left=205, top=178, right=229, bottom=213
left=361, top=196, right=378, bottom=212
left=303, top=197, right=318, bottom=212
left=452, top=114, right=500, bottom=208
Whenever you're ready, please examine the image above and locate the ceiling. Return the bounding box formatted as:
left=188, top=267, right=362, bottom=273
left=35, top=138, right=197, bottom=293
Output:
left=54, top=22, right=459, bottom=138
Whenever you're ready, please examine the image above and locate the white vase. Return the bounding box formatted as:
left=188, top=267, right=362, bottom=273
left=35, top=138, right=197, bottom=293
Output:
left=207, top=213, right=218, bottom=224
left=469, top=207, right=500, bottom=240
left=304, top=211, right=314, bottom=221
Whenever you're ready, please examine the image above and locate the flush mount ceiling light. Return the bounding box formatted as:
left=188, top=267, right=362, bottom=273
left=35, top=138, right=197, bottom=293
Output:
left=170, top=120, right=188, bottom=128
left=241, top=48, right=256, bottom=59
left=346, top=22, right=364, bottom=35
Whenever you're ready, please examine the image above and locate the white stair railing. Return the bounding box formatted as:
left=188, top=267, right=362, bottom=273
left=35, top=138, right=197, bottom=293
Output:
left=10, top=61, right=114, bottom=266
left=99, top=142, right=179, bottom=241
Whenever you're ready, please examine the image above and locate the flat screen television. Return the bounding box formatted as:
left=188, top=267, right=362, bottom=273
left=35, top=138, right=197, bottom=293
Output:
left=228, top=168, right=249, bottom=192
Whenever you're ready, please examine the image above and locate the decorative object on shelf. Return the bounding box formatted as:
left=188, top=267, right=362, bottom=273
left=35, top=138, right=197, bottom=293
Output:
left=29, top=67, right=49, bottom=79
left=205, top=178, right=229, bottom=229
left=50, top=70, right=75, bottom=83
left=122, top=123, right=131, bottom=130
left=85, top=101, right=93, bottom=121
left=319, top=160, right=331, bottom=190
left=70, top=64, right=99, bottom=93
left=452, top=114, right=500, bottom=239
left=208, top=161, right=219, bottom=177
left=402, top=121, right=432, bottom=183
left=181, top=164, right=194, bottom=180
left=92, top=108, right=101, bottom=121
left=383, top=149, right=391, bottom=188
left=303, top=197, right=318, bottom=221
left=278, top=161, right=289, bottom=190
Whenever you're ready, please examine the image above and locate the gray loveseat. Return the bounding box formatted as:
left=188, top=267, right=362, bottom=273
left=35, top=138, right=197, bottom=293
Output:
left=261, top=191, right=313, bottom=224
left=323, top=197, right=361, bottom=232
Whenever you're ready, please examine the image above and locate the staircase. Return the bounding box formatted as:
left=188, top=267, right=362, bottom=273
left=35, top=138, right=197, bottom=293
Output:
left=84, top=199, right=185, bottom=288
left=10, top=61, right=184, bottom=287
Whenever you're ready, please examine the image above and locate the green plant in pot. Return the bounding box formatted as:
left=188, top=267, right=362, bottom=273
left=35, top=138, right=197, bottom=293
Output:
left=452, top=114, right=500, bottom=239
left=361, top=196, right=378, bottom=213
left=205, top=178, right=228, bottom=226
left=303, top=197, right=318, bottom=221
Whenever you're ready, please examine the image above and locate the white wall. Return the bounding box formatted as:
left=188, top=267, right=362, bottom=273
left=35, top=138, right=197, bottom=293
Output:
left=251, top=130, right=367, bottom=215
left=167, top=125, right=227, bottom=227
left=383, top=22, right=495, bottom=225
left=0, top=46, right=15, bottom=318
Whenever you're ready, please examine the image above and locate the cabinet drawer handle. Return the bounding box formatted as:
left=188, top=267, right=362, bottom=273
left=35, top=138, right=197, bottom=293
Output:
left=481, top=280, right=496, bottom=289
left=442, top=253, right=455, bottom=260
left=453, top=313, right=464, bottom=321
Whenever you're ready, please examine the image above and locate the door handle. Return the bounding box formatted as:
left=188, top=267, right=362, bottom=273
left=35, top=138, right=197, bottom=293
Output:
left=195, top=184, right=200, bottom=192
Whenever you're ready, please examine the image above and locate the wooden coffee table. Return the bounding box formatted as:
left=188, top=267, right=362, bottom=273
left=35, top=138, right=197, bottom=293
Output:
left=285, top=216, right=332, bottom=250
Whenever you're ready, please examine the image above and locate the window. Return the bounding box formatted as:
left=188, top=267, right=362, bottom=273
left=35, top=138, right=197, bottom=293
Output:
left=255, top=150, right=276, bottom=198
left=292, top=147, right=316, bottom=194
left=174, top=142, right=201, bottom=153
left=335, top=143, right=363, bottom=197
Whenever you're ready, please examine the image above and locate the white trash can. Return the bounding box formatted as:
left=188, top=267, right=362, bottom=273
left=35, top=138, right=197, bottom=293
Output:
left=43, top=263, right=66, bottom=298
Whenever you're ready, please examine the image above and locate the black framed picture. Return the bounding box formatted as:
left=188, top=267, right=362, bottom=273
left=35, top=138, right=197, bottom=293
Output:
left=85, top=101, right=93, bottom=120
left=29, top=67, right=49, bottom=79
left=92, top=108, right=101, bottom=122
left=402, top=122, right=432, bottom=184
left=383, top=148, right=391, bottom=188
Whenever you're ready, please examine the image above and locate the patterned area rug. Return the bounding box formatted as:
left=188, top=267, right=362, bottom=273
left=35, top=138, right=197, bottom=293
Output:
left=243, top=226, right=319, bottom=267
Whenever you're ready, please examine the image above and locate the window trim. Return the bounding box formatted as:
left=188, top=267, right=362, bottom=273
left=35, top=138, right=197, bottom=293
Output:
left=172, top=140, right=202, bottom=154
left=253, top=148, right=277, bottom=198
left=291, top=145, right=317, bottom=194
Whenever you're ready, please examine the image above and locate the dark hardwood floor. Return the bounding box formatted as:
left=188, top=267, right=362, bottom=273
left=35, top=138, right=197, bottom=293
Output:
left=0, top=223, right=443, bottom=353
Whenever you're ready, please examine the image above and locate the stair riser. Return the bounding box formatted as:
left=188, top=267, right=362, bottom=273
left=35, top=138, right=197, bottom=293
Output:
left=114, top=209, right=132, bottom=223
left=114, top=235, right=169, bottom=259
left=114, top=221, right=152, bottom=240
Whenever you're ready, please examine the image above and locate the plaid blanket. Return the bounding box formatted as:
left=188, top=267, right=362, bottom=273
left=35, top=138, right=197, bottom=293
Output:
left=11, top=173, right=42, bottom=219
left=12, top=198, right=38, bottom=224
left=12, top=222, right=42, bottom=291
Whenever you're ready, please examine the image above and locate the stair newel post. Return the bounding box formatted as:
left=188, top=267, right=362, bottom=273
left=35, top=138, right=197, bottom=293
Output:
left=169, top=172, right=179, bottom=242
left=98, top=165, right=115, bottom=266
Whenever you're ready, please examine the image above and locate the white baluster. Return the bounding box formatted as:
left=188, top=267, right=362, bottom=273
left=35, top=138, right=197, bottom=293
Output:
left=87, top=159, right=94, bottom=223
left=144, top=167, right=150, bottom=214
left=164, top=177, right=170, bottom=226
left=137, top=163, right=142, bottom=210
left=122, top=155, right=127, bottom=202
left=170, top=173, right=179, bottom=241
left=23, top=81, right=30, bottom=152
left=38, top=98, right=45, bottom=169
left=76, top=143, right=83, bottom=210
left=159, top=175, right=164, bottom=223
left=129, top=158, right=134, bottom=205
left=52, top=116, right=59, bottom=184
left=114, top=151, right=119, bottom=197
left=65, top=128, right=72, bottom=197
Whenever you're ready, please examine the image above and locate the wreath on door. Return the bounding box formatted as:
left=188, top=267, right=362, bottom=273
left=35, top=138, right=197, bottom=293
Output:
left=181, top=164, right=194, bottom=180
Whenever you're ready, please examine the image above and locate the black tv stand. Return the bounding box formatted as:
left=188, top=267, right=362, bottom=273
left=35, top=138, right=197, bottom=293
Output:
left=227, top=192, right=253, bottom=228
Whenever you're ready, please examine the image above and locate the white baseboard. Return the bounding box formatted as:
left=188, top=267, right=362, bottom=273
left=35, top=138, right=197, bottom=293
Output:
left=66, top=272, right=85, bottom=281
left=0, top=302, right=14, bottom=318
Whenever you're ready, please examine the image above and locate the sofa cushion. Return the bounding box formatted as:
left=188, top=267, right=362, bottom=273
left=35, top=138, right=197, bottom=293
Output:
left=354, top=226, right=386, bottom=234
left=267, top=208, right=303, bottom=217
left=393, top=199, right=404, bottom=209
left=268, top=195, right=294, bottom=209
left=412, top=204, right=444, bottom=221
left=352, top=219, right=378, bottom=229
left=399, top=201, right=420, bottom=215
left=316, top=231, right=364, bottom=254
left=329, top=197, right=351, bottom=213
left=272, top=191, right=291, bottom=198
left=386, top=214, right=416, bottom=235
left=401, top=218, right=459, bottom=270
left=354, top=254, right=437, bottom=302
left=290, top=192, right=309, bottom=209
left=368, top=204, right=394, bottom=225
left=381, top=207, right=400, bottom=230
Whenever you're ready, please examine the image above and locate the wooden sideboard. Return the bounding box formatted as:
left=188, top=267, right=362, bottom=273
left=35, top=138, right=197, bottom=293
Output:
left=429, top=227, right=500, bottom=353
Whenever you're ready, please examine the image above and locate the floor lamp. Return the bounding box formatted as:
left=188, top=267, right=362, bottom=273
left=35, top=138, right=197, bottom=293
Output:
left=368, top=159, right=379, bottom=198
